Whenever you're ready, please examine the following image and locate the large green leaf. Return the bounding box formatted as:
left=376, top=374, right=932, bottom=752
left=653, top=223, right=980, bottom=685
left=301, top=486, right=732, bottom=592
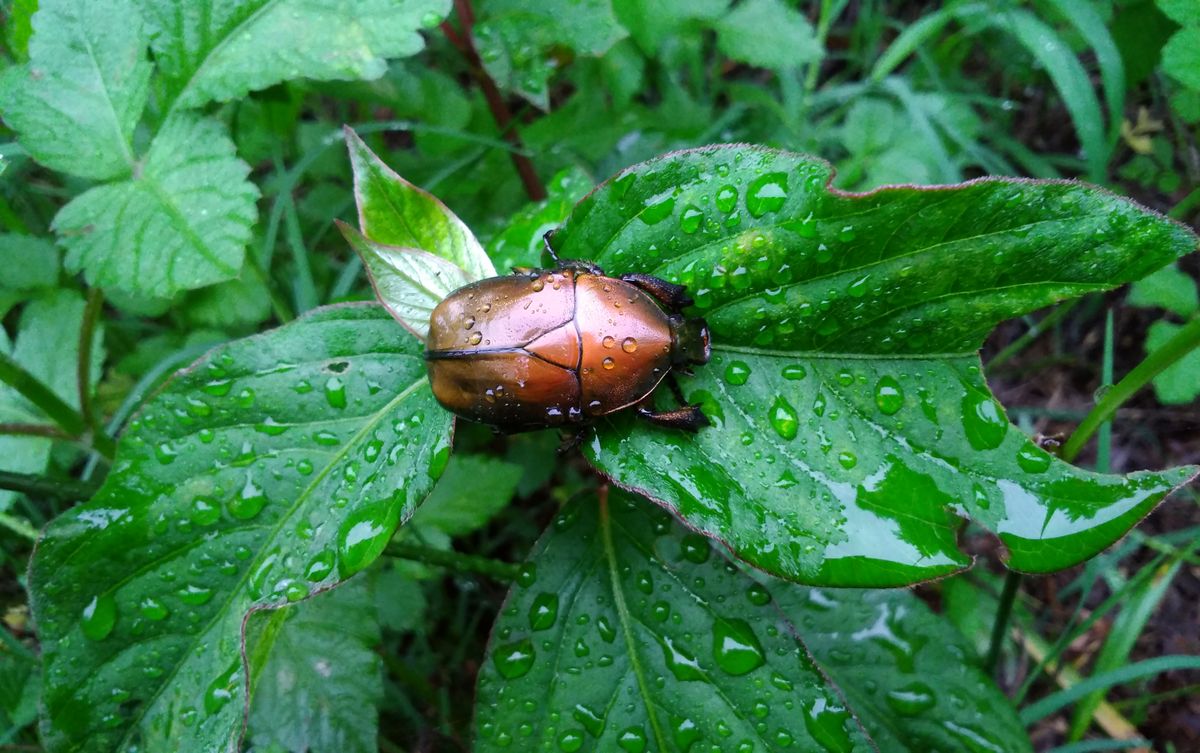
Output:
left=30, top=304, right=451, bottom=753
left=0, top=0, right=151, bottom=181
left=475, top=492, right=1031, bottom=752
left=52, top=115, right=259, bottom=298
left=552, top=145, right=1199, bottom=586
left=139, top=0, right=450, bottom=111
left=247, top=578, right=383, bottom=753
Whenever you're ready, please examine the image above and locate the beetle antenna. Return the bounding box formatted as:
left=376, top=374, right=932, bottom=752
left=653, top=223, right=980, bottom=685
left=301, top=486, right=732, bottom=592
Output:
left=542, top=230, right=563, bottom=265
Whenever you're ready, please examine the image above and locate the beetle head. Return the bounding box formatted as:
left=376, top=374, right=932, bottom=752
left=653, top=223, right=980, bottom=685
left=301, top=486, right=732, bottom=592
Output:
left=670, top=316, right=711, bottom=367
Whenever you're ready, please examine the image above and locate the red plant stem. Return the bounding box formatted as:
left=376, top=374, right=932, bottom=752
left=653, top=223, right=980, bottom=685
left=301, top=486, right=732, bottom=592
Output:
left=443, top=0, right=546, bottom=201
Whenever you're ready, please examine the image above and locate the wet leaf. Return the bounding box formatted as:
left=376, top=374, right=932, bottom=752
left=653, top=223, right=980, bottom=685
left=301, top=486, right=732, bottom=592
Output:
left=555, top=145, right=1199, bottom=586
left=29, top=304, right=451, bottom=753
left=52, top=115, right=259, bottom=298
left=140, top=0, right=451, bottom=110
left=346, top=129, right=495, bottom=282
left=476, top=491, right=1031, bottom=752
left=0, top=0, right=151, bottom=181
left=248, top=579, right=382, bottom=753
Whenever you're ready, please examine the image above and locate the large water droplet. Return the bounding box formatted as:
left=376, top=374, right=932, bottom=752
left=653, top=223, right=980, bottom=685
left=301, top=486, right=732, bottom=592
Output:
left=139, top=597, right=168, bottom=622
left=680, top=204, right=703, bottom=234
left=715, top=185, right=738, bottom=213
left=874, top=376, right=904, bottom=415
left=528, top=592, right=559, bottom=631
left=724, top=361, right=751, bottom=385
left=641, top=190, right=676, bottom=225
left=782, top=363, right=807, bottom=380
left=228, top=476, right=267, bottom=520
left=885, top=681, right=937, bottom=715
left=769, top=396, right=799, bottom=440
left=81, top=594, right=116, bottom=640
left=712, top=618, right=766, bottom=675
left=803, top=697, right=853, bottom=753
left=660, top=635, right=707, bottom=681
left=961, top=389, right=1007, bottom=450
left=572, top=703, right=605, bottom=737
left=617, top=726, right=647, bottom=752
left=324, top=377, right=347, bottom=409
left=204, top=663, right=239, bottom=714
left=1016, top=445, right=1051, bottom=473
left=493, top=638, right=536, bottom=679
left=746, top=172, right=789, bottom=218
left=428, top=444, right=451, bottom=480
left=177, top=584, right=214, bottom=605
left=305, top=551, right=335, bottom=581
left=338, top=504, right=394, bottom=577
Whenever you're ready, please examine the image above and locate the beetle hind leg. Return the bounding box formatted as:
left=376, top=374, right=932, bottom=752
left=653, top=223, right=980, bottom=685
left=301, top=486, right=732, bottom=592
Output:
left=620, top=274, right=693, bottom=310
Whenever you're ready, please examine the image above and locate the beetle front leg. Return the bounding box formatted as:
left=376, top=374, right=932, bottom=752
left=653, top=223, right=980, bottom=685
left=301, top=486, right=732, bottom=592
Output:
left=635, top=398, right=709, bottom=433
left=620, top=274, right=693, bottom=310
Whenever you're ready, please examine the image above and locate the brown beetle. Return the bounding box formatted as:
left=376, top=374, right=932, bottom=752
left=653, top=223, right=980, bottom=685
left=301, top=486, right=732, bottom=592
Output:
left=425, top=234, right=710, bottom=438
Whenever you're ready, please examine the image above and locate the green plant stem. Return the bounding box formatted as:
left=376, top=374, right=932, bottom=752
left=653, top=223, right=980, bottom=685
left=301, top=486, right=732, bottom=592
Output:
left=987, top=300, right=1080, bottom=370
left=1095, top=309, right=1114, bottom=473
left=986, top=569, right=1022, bottom=674
left=0, top=511, right=39, bottom=541
left=386, top=541, right=520, bottom=581
left=0, top=352, right=114, bottom=459
left=1061, top=315, right=1200, bottom=462
left=0, top=621, right=37, bottom=663
left=0, top=423, right=70, bottom=440
left=1168, top=186, right=1200, bottom=221
left=804, top=0, right=842, bottom=93
left=77, top=286, right=104, bottom=439
left=0, top=470, right=100, bottom=502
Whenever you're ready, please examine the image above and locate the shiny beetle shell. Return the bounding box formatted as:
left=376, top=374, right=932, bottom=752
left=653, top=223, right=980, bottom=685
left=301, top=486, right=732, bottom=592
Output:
left=425, top=265, right=710, bottom=432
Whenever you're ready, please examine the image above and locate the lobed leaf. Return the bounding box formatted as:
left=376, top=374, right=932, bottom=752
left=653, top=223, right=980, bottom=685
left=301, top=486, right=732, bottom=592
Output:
left=52, top=115, right=259, bottom=298
left=476, top=492, right=1031, bottom=752
left=30, top=304, right=451, bottom=753
left=0, top=0, right=151, bottom=181
left=554, top=145, right=1199, bottom=586
left=714, top=0, right=822, bottom=71
left=138, top=0, right=451, bottom=110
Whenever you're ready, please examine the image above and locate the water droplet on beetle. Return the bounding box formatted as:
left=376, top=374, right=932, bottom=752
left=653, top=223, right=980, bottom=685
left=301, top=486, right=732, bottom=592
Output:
left=602, top=335, right=616, bottom=348
left=469, top=331, right=483, bottom=345
left=602, top=357, right=615, bottom=370
left=622, top=337, right=638, bottom=353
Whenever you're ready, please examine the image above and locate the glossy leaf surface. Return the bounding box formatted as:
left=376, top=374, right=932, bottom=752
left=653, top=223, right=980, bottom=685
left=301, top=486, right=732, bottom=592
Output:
left=52, top=115, right=259, bottom=298
left=140, top=0, right=450, bottom=110
left=30, top=304, right=451, bottom=753
left=553, top=145, right=1199, bottom=585
left=475, top=492, right=1030, bottom=752
left=347, top=129, right=495, bottom=282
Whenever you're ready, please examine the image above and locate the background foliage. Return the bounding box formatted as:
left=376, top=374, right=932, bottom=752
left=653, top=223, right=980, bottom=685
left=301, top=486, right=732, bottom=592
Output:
left=2, top=0, right=1199, bottom=752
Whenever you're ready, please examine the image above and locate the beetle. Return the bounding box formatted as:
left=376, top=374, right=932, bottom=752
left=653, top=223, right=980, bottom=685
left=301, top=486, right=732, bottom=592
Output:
left=425, top=233, right=711, bottom=439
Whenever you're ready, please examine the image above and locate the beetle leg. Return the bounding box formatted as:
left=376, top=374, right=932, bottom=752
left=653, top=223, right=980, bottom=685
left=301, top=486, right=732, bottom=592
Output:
left=542, top=230, right=606, bottom=276
left=542, top=230, right=564, bottom=266
left=636, top=404, right=710, bottom=432
left=666, top=373, right=687, bottom=404
left=620, top=274, right=693, bottom=310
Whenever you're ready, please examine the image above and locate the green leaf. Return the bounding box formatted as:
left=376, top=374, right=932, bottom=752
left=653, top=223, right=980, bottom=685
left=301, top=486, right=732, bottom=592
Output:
left=612, top=0, right=730, bottom=54
left=0, top=0, right=151, bottom=180
left=340, top=224, right=470, bottom=340
left=0, top=291, right=103, bottom=513
left=553, top=145, right=1199, bottom=586
left=410, top=455, right=523, bottom=538
left=1162, top=26, right=1200, bottom=91
left=183, top=264, right=273, bottom=331
left=715, top=0, right=822, bottom=71
left=139, top=0, right=451, bottom=110
left=346, top=129, right=495, bottom=281
left=248, top=579, right=382, bottom=753
left=1145, top=319, right=1200, bottom=404
left=52, top=115, right=259, bottom=298
left=0, top=235, right=60, bottom=293
left=30, top=304, right=452, bottom=753
left=476, top=492, right=1031, bottom=752
left=486, top=166, right=593, bottom=272
left=3, top=0, right=39, bottom=61
left=1127, top=263, right=1198, bottom=318
left=1157, top=0, right=1200, bottom=27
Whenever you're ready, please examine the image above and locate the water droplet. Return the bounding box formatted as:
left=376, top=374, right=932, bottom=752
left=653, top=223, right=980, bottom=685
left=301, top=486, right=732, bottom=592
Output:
left=602, top=335, right=616, bottom=349
left=428, top=444, right=451, bottom=479
left=602, top=357, right=615, bottom=370
left=203, top=378, right=232, bottom=396
left=712, top=618, right=766, bottom=675
left=191, top=496, right=220, bottom=526
left=837, top=451, right=857, bottom=469
left=874, top=376, right=904, bottom=415
left=660, top=635, right=706, bottom=681
left=324, top=377, right=347, bottom=409
left=228, top=476, right=267, bottom=520
left=1016, top=445, right=1051, bottom=473
left=81, top=594, right=116, bottom=640
left=493, top=638, right=536, bottom=679
left=204, top=663, right=239, bottom=714
left=961, top=389, right=1008, bottom=450
left=420, top=10, right=442, bottom=27
left=679, top=204, right=704, bottom=234
left=529, top=593, right=558, bottom=631
left=622, top=337, right=638, bottom=353
left=715, top=185, right=738, bottom=214
left=154, top=443, right=178, bottom=465
left=572, top=703, right=605, bottom=737
left=254, top=417, right=288, bottom=436
left=531, top=277, right=545, bottom=292
left=803, top=697, right=853, bottom=753
left=305, top=551, right=335, bottom=581
left=746, top=172, right=789, bottom=217
left=782, top=363, right=807, bottom=380
left=680, top=533, right=710, bottom=564
left=557, top=730, right=584, bottom=752
left=177, top=584, right=213, bottom=605
left=672, top=716, right=702, bottom=750
left=641, top=190, right=676, bottom=225
left=724, top=360, right=751, bottom=385
left=746, top=583, right=771, bottom=606
left=617, top=726, right=647, bottom=752
left=597, top=615, right=616, bottom=643
left=284, top=581, right=309, bottom=602
left=139, top=597, right=168, bottom=621
left=338, top=504, right=394, bottom=576
left=464, top=316, right=476, bottom=329
left=885, top=681, right=937, bottom=715
left=769, top=396, right=799, bottom=440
